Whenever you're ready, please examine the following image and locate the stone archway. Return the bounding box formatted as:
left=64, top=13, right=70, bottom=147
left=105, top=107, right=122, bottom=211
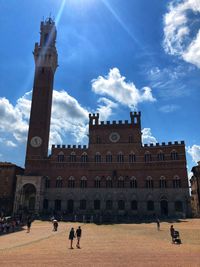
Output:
left=22, top=183, right=37, bottom=212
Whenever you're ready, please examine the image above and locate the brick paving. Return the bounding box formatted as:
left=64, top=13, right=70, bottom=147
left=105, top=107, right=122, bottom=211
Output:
left=0, top=219, right=199, bottom=267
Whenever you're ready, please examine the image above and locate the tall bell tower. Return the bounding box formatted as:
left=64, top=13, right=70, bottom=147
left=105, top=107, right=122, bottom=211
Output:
left=25, top=18, right=58, bottom=168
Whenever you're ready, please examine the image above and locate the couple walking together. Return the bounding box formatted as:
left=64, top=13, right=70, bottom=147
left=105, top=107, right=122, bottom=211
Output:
left=69, top=226, right=82, bottom=249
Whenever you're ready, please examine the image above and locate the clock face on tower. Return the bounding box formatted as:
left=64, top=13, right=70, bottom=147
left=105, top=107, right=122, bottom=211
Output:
left=109, top=132, right=120, bottom=143
left=30, top=136, right=42, bottom=148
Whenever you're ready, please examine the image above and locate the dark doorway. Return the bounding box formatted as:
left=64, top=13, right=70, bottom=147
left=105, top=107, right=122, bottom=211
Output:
left=23, top=183, right=36, bottom=212
left=160, top=200, right=168, bottom=216
left=67, top=199, right=74, bottom=213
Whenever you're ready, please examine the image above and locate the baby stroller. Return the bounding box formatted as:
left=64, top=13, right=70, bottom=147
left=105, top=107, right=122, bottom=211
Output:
left=173, top=230, right=182, bottom=244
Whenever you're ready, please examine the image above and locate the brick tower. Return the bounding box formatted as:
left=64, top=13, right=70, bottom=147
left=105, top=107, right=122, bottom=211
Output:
left=25, top=18, right=58, bottom=170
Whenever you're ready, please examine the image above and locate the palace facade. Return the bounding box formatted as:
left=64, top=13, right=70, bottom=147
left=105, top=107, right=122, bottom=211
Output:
left=13, top=18, right=191, bottom=220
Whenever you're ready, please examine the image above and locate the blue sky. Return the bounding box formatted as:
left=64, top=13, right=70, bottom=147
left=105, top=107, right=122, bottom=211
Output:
left=0, top=0, right=200, bottom=175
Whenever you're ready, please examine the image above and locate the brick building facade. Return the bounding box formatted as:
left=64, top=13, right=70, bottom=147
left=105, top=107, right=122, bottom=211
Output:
left=190, top=162, right=200, bottom=217
left=13, top=18, right=191, bottom=220
left=0, top=162, right=24, bottom=215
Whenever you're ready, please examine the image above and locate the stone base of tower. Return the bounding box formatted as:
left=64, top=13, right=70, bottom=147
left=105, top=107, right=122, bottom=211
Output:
left=13, top=175, right=44, bottom=215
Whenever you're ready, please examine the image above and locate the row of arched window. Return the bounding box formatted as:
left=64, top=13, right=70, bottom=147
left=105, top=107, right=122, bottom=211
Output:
left=57, top=150, right=179, bottom=163
left=45, top=176, right=181, bottom=189
left=43, top=199, right=183, bottom=212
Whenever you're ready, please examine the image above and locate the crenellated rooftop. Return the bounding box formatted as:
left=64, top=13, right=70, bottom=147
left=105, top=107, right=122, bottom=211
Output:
left=89, top=112, right=141, bottom=126
left=52, top=144, right=88, bottom=150
left=143, top=141, right=185, bottom=147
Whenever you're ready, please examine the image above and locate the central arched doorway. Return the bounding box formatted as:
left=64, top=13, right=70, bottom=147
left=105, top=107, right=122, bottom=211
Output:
left=160, top=199, right=168, bottom=216
left=22, top=183, right=36, bottom=212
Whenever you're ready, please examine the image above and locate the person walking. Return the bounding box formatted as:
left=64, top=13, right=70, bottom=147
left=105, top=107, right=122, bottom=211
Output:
left=156, top=218, right=160, bottom=231
left=26, top=216, right=32, bottom=233
left=69, top=227, right=75, bottom=249
left=76, top=226, right=82, bottom=248
left=170, top=225, right=175, bottom=243
left=53, top=220, right=58, bottom=231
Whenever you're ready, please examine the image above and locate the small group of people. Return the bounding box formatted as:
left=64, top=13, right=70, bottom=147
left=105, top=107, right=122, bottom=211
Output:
left=0, top=217, right=21, bottom=234
left=69, top=226, right=82, bottom=249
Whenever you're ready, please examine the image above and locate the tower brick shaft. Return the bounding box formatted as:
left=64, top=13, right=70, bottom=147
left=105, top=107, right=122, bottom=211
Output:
left=25, top=18, right=58, bottom=170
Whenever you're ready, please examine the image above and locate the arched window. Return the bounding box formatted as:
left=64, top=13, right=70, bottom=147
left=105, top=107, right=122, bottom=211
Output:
left=157, top=151, right=165, bottom=161
left=81, top=152, right=88, bottom=163
left=80, top=199, right=87, bottom=210
left=147, top=200, right=154, bottom=211
left=106, top=152, right=112, bottom=163
left=175, top=200, right=183, bottom=212
left=106, top=176, right=113, bottom=188
left=146, top=176, right=153, bottom=189
left=56, top=176, right=63, bottom=188
left=69, top=152, right=76, bottom=162
left=80, top=176, right=87, bottom=188
left=118, top=200, right=125, bottom=210
left=117, top=152, right=124, bottom=163
left=94, top=176, right=101, bottom=188
left=106, top=200, right=113, bottom=210
left=95, top=152, right=101, bottom=163
left=94, top=199, right=101, bottom=210
left=171, top=150, right=178, bottom=160
left=43, top=199, right=49, bottom=209
left=160, top=176, right=167, bottom=188
left=44, top=176, right=50, bottom=188
left=173, top=176, right=181, bottom=188
left=145, top=151, right=152, bottom=162
left=117, top=176, right=125, bottom=188
left=57, top=152, right=64, bottom=162
left=130, top=177, right=137, bottom=188
left=68, top=176, right=75, bottom=188
left=131, top=200, right=138, bottom=210
left=129, top=153, right=136, bottom=163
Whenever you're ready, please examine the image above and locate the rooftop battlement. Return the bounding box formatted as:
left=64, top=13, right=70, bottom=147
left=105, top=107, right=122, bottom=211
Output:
left=143, top=141, right=185, bottom=148
left=52, top=144, right=88, bottom=150
left=89, top=112, right=141, bottom=127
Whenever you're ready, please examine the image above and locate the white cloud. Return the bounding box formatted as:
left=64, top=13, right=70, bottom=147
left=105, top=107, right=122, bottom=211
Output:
left=163, top=0, right=200, bottom=68
left=183, top=30, right=200, bottom=67
left=187, top=144, right=200, bottom=163
left=0, top=97, right=28, bottom=143
left=0, top=138, right=17, bottom=147
left=147, top=66, right=190, bottom=98
left=159, top=104, right=180, bottom=113
left=142, top=128, right=157, bottom=145
left=50, top=90, right=89, bottom=144
left=96, top=97, right=118, bottom=121
left=92, top=68, right=156, bottom=108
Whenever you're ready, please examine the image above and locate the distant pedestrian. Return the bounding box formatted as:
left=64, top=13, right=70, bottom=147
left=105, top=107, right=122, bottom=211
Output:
left=170, top=225, right=175, bottom=243
left=69, top=227, right=75, bottom=249
left=76, top=226, right=82, bottom=248
left=53, top=220, right=58, bottom=231
left=156, top=218, right=160, bottom=231
left=26, top=216, right=32, bottom=233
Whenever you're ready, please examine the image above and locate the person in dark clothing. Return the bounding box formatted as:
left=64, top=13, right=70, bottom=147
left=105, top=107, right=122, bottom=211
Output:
left=156, top=218, right=160, bottom=231
left=26, top=216, right=32, bottom=233
left=76, top=226, right=82, bottom=248
left=53, top=220, right=58, bottom=231
left=69, top=227, right=75, bottom=249
left=170, top=225, right=175, bottom=243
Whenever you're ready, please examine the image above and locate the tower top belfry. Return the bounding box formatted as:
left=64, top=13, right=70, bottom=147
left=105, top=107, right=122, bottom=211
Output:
left=34, top=17, right=58, bottom=73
